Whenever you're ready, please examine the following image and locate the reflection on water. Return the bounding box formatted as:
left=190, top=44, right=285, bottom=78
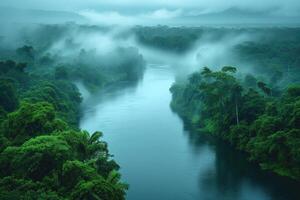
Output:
left=80, top=64, right=300, bottom=200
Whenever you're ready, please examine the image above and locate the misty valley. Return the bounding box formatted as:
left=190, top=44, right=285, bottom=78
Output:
left=0, top=4, right=300, bottom=200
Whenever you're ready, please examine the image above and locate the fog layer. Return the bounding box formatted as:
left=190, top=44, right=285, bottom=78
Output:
left=1, top=0, right=300, bottom=26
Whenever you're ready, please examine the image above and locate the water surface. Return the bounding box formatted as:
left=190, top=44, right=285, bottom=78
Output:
left=80, top=64, right=299, bottom=200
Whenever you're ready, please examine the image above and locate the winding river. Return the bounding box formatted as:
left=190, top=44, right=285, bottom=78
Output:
left=80, top=64, right=299, bottom=200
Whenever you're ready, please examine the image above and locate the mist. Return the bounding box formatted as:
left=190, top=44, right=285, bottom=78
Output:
left=1, top=0, right=300, bottom=26
left=0, top=21, right=292, bottom=85
left=0, top=1, right=300, bottom=200
left=1, top=0, right=298, bottom=79
left=26, top=24, right=257, bottom=77
left=0, top=0, right=298, bottom=78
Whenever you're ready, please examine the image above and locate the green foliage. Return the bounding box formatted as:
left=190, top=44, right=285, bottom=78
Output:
left=2, top=102, right=67, bottom=145
left=257, top=81, right=271, bottom=96
left=22, top=81, right=82, bottom=126
left=0, top=104, right=127, bottom=199
left=72, top=47, right=145, bottom=92
left=221, top=66, right=237, bottom=73
left=70, top=178, right=126, bottom=200
left=0, top=55, right=127, bottom=199
left=0, top=78, right=19, bottom=112
left=286, top=85, right=300, bottom=97
left=0, top=24, right=151, bottom=199
left=56, top=130, right=108, bottom=161
left=134, top=26, right=198, bottom=53
left=62, top=160, right=126, bottom=200
left=0, top=135, right=71, bottom=180
left=171, top=67, right=300, bottom=180
left=96, top=157, right=120, bottom=178
left=0, top=60, right=29, bottom=88
left=55, top=67, right=69, bottom=80
left=16, top=46, right=35, bottom=63
left=240, top=89, right=266, bottom=123
left=244, top=74, right=257, bottom=88
left=0, top=177, right=64, bottom=200
left=234, top=33, right=300, bottom=85
left=0, top=60, right=27, bottom=74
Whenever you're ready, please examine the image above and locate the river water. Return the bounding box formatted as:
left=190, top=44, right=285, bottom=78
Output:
left=80, top=64, right=299, bottom=200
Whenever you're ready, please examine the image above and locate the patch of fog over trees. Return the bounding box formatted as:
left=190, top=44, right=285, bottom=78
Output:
left=0, top=5, right=300, bottom=198
left=0, top=23, right=148, bottom=199
left=165, top=27, right=300, bottom=180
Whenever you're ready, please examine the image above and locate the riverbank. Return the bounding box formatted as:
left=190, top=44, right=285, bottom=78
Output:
left=170, top=66, right=300, bottom=181
left=80, top=64, right=300, bottom=200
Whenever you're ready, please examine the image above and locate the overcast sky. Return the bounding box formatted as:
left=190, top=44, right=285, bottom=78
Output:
left=1, top=0, right=299, bottom=25
left=1, top=0, right=300, bottom=13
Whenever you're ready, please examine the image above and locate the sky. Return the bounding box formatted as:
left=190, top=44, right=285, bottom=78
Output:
left=0, top=0, right=300, bottom=25
left=1, top=0, right=300, bottom=12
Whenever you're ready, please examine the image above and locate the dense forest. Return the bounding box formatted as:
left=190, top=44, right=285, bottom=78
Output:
left=2, top=0, right=299, bottom=198
left=0, top=24, right=146, bottom=199
left=136, top=28, right=300, bottom=180
left=1, top=22, right=300, bottom=199
left=170, top=29, right=300, bottom=179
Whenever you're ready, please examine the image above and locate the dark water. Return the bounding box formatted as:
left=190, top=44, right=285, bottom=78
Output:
left=80, top=64, right=300, bottom=200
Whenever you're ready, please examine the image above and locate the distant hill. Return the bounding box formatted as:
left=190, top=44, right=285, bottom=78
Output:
left=181, top=7, right=300, bottom=26
left=0, top=6, right=299, bottom=27
left=0, top=7, right=86, bottom=24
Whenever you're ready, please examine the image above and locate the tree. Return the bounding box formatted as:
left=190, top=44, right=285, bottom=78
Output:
left=55, top=67, right=69, bottom=80
left=0, top=135, right=71, bottom=180
left=22, top=81, right=82, bottom=126
left=240, top=89, right=266, bottom=123
left=0, top=60, right=16, bottom=74
left=3, top=102, right=67, bottom=145
left=199, top=67, right=242, bottom=130
left=222, top=66, right=237, bottom=73
left=0, top=79, right=19, bottom=112
left=16, top=45, right=35, bottom=62
left=257, top=81, right=271, bottom=96
left=232, top=84, right=242, bottom=125
left=106, top=170, right=128, bottom=191
left=58, top=130, right=107, bottom=161
left=62, top=160, right=99, bottom=191
left=244, top=74, right=257, bottom=88
left=170, top=64, right=300, bottom=179
left=0, top=177, right=64, bottom=200
left=17, top=62, right=27, bottom=72
left=201, top=67, right=212, bottom=77
left=71, top=178, right=126, bottom=200
left=286, top=85, right=300, bottom=97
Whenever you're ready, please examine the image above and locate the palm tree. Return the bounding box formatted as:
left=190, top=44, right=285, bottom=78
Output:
left=82, top=131, right=107, bottom=160
left=107, top=170, right=129, bottom=191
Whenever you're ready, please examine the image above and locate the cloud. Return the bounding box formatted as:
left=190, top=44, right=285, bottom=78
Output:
left=78, top=9, right=183, bottom=25
left=79, top=10, right=138, bottom=25
left=1, top=0, right=300, bottom=14
left=1, top=0, right=299, bottom=26
left=143, top=9, right=182, bottom=19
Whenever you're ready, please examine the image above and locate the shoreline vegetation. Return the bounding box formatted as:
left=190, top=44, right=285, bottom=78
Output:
left=0, top=24, right=146, bottom=199
left=170, top=66, right=300, bottom=180
left=0, top=23, right=300, bottom=199
left=138, top=26, right=300, bottom=181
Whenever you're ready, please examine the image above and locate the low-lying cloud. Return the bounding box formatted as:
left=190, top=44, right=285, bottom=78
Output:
left=1, top=0, right=300, bottom=26
left=145, top=9, right=182, bottom=19
left=79, top=9, right=183, bottom=26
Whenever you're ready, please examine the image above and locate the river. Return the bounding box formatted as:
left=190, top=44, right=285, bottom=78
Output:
left=80, top=64, right=299, bottom=200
